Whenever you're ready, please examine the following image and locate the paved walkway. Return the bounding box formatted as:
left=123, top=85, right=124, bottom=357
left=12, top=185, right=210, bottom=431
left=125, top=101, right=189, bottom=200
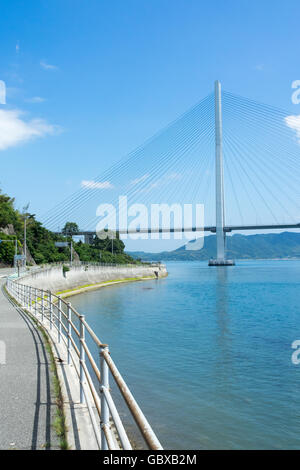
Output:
left=0, top=278, right=60, bottom=450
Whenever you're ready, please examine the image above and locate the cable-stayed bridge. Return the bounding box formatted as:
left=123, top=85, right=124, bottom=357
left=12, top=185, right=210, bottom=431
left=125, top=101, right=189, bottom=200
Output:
left=44, top=81, right=300, bottom=264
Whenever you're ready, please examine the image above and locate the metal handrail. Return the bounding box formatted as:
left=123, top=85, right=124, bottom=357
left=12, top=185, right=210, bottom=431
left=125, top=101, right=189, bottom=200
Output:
left=6, top=277, right=163, bottom=450
left=19, top=260, right=164, bottom=273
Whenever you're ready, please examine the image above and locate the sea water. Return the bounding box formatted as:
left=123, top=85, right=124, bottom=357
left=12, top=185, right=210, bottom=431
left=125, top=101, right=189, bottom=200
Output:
left=70, top=260, right=300, bottom=449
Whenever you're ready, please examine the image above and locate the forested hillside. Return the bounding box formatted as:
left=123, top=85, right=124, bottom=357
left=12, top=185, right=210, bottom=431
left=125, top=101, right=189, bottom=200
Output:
left=0, top=190, right=137, bottom=266
left=129, top=232, right=300, bottom=261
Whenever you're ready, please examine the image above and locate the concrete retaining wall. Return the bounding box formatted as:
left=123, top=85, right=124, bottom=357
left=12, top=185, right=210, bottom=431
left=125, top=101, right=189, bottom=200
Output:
left=17, top=264, right=167, bottom=292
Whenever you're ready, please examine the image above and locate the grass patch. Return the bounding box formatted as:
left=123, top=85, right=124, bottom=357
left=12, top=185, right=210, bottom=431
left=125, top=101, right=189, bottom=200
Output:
left=38, top=326, right=69, bottom=450
left=55, top=276, right=156, bottom=295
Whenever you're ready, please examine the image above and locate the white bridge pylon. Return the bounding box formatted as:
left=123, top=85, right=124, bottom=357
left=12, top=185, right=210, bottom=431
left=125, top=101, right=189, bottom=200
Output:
left=209, top=80, right=235, bottom=266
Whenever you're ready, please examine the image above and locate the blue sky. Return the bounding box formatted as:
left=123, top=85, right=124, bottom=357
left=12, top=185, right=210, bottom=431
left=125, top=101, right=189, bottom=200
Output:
left=0, top=0, right=300, bottom=251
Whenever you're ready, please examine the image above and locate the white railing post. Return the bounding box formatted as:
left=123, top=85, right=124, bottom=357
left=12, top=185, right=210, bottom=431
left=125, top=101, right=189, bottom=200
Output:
left=41, top=290, right=44, bottom=322
left=58, top=296, right=62, bottom=343
left=67, top=303, right=72, bottom=365
left=79, top=315, right=86, bottom=404
left=29, top=286, right=32, bottom=311
left=34, top=288, right=37, bottom=316
left=100, top=345, right=110, bottom=450
left=45, top=291, right=48, bottom=316
left=49, top=291, right=52, bottom=330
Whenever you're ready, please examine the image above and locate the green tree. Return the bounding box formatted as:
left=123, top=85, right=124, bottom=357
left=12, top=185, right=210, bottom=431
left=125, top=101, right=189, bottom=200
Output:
left=62, top=222, right=79, bottom=236
left=93, top=231, right=125, bottom=254
left=0, top=191, right=21, bottom=231
left=0, top=234, right=19, bottom=265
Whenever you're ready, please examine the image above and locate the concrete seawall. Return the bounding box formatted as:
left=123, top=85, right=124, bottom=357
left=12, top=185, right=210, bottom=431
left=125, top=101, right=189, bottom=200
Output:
left=17, top=264, right=168, bottom=292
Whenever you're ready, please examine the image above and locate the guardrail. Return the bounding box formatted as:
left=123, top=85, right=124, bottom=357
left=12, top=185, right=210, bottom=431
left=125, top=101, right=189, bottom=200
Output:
left=6, top=277, right=163, bottom=450
left=29, top=261, right=162, bottom=269
left=16, top=261, right=163, bottom=279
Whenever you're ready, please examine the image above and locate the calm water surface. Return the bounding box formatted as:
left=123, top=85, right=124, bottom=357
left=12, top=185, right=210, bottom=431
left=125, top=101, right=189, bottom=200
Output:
left=70, top=260, right=300, bottom=449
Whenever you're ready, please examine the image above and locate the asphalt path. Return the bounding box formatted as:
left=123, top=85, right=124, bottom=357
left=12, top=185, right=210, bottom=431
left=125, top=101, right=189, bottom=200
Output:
left=0, top=276, right=60, bottom=450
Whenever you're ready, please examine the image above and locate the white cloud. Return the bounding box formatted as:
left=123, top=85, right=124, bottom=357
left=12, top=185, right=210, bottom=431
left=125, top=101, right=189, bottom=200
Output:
left=25, top=96, right=46, bottom=103
left=81, top=180, right=113, bottom=190
left=40, top=60, right=58, bottom=70
left=254, top=64, right=264, bottom=71
left=285, top=115, right=300, bottom=143
left=0, top=109, right=57, bottom=150
left=130, top=173, right=150, bottom=185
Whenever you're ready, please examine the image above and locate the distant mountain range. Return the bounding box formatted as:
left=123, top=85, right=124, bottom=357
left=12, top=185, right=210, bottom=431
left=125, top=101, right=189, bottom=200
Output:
left=128, top=232, right=300, bottom=261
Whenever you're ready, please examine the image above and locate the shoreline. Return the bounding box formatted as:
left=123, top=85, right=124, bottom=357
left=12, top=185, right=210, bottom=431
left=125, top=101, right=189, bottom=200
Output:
left=55, top=275, right=164, bottom=299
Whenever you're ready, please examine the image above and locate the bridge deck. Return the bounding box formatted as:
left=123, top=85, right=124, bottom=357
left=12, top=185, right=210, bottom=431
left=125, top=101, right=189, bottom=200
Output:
left=54, top=223, right=300, bottom=238
left=0, top=273, right=60, bottom=450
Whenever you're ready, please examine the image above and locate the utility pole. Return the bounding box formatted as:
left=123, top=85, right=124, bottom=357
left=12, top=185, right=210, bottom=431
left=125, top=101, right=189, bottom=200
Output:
left=15, top=238, right=18, bottom=274
left=24, top=216, right=27, bottom=267
left=23, top=203, right=29, bottom=268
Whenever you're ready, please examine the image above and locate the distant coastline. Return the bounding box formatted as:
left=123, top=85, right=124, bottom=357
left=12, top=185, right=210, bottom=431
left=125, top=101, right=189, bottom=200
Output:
left=128, top=232, right=300, bottom=262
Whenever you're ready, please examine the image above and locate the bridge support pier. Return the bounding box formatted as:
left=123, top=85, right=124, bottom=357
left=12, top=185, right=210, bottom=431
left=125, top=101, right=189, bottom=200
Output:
left=84, top=233, right=94, bottom=245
